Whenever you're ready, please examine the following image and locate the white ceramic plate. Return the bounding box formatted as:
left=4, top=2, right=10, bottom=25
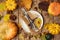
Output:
left=19, top=10, right=43, bottom=33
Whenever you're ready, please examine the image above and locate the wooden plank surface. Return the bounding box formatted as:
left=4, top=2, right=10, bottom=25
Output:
left=0, top=0, right=60, bottom=40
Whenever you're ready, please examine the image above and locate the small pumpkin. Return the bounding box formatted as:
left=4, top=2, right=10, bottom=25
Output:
left=48, top=2, right=60, bottom=16
left=5, top=0, right=17, bottom=10
left=44, top=23, right=60, bottom=35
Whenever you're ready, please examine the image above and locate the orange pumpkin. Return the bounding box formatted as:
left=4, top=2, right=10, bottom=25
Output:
left=48, top=2, right=60, bottom=16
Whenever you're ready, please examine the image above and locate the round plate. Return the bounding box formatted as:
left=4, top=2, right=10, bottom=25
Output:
left=19, top=10, right=43, bottom=33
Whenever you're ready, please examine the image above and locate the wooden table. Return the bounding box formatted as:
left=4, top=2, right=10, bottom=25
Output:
left=0, top=0, right=60, bottom=40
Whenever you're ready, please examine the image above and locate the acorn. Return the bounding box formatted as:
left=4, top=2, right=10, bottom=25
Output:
left=38, top=1, right=49, bottom=11
left=10, top=14, right=17, bottom=21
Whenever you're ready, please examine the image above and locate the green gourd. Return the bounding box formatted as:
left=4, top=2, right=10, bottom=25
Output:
left=45, top=33, right=54, bottom=40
